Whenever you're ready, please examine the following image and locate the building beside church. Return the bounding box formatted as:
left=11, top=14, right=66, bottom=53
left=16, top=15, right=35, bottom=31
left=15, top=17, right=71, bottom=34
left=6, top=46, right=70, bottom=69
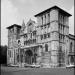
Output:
left=7, top=6, right=75, bottom=68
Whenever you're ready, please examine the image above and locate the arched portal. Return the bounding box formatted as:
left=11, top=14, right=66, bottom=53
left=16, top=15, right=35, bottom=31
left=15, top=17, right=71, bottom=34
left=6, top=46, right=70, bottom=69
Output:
left=25, top=50, right=33, bottom=64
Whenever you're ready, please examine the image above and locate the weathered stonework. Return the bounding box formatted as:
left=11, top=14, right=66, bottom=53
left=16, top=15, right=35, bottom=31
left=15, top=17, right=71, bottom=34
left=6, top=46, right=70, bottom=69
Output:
left=7, top=6, right=75, bottom=68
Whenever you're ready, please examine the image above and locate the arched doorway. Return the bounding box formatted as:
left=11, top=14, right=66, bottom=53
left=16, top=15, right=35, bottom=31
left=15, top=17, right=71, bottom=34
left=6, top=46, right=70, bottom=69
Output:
left=25, top=50, right=33, bottom=64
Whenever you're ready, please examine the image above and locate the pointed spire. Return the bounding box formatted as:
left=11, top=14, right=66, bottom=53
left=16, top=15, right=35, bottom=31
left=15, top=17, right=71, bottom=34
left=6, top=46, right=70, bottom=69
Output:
left=21, top=19, right=26, bottom=30
left=22, top=19, right=25, bottom=28
left=20, top=19, right=26, bottom=34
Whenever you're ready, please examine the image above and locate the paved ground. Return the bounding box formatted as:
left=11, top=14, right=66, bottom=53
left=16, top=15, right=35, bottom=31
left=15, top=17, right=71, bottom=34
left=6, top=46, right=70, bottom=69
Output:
left=1, top=66, right=74, bottom=75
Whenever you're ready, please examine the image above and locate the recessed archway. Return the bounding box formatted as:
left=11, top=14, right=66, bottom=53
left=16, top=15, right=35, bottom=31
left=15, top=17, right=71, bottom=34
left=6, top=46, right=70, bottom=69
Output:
left=25, top=50, right=33, bottom=64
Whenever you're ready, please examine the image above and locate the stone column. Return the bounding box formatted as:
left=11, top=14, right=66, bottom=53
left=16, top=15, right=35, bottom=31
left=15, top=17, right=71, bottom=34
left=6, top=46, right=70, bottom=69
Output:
left=19, top=48, right=20, bottom=63
left=14, top=49, right=15, bottom=65
left=68, top=56, right=71, bottom=65
left=24, top=49, right=25, bottom=63
left=23, top=49, right=25, bottom=63
left=19, top=48, right=21, bottom=67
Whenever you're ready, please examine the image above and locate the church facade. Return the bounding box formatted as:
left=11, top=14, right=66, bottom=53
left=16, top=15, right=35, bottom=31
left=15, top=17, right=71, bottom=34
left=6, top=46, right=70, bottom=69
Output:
left=7, top=6, right=75, bottom=68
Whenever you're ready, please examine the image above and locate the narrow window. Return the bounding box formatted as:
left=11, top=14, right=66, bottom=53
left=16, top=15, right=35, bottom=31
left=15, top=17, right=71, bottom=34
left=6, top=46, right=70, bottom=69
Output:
left=42, top=17, right=43, bottom=25
left=44, top=34, right=46, bottom=39
left=41, top=35, right=43, bottom=40
left=45, top=44, right=48, bottom=52
left=48, top=33, right=50, bottom=38
left=63, top=26, right=64, bottom=34
left=33, top=31, right=36, bottom=36
left=24, top=41, right=26, bottom=45
left=48, top=13, right=50, bottom=23
left=70, top=42, right=72, bottom=52
left=45, top=15, right=46, bottom=24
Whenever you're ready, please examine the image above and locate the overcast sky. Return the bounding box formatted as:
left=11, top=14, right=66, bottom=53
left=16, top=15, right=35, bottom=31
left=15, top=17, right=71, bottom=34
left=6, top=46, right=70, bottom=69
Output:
left=1, top=0, right=74, bottom=45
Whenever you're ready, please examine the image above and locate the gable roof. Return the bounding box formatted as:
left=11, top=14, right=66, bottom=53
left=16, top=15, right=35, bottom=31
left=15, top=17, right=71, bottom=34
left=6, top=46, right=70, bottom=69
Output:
left=7, top=24, right=21, bottom=29
left=34, top=5, right=72, bottom=17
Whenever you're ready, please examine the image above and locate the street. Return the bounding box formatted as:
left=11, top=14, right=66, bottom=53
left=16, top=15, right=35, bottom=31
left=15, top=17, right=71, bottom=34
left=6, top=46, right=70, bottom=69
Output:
left=1, top=66, right=74, bottom=75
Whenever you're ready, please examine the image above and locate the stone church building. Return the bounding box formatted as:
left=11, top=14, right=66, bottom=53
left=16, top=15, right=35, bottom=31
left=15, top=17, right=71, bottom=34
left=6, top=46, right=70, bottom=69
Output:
left=7, top=6, right=75, bottom=68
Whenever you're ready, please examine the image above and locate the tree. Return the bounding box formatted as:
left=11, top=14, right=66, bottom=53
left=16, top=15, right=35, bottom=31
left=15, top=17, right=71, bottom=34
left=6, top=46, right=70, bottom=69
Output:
left=0, top=45, right=7, bottom=65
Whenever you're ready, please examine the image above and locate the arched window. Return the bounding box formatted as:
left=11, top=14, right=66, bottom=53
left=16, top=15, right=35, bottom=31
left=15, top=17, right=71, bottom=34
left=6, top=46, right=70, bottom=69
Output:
left=45, top=44, right=48, bottom=52
left=70, top=42, right=72, bottom=52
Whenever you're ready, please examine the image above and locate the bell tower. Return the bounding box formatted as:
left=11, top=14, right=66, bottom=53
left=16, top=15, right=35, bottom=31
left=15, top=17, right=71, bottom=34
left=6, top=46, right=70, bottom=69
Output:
left=7, top=24, right=21, bottom=65
left=35, top=6, right=71, bottom=67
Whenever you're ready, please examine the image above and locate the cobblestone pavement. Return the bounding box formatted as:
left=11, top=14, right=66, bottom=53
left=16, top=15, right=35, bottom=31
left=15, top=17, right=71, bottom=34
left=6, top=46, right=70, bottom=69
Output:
left=1, top=66, right=74, bottom=75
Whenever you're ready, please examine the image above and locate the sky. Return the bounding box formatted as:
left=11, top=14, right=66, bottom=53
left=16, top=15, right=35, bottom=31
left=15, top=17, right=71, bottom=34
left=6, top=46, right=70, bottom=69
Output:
left=1, top=0, right=74, bottom=46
